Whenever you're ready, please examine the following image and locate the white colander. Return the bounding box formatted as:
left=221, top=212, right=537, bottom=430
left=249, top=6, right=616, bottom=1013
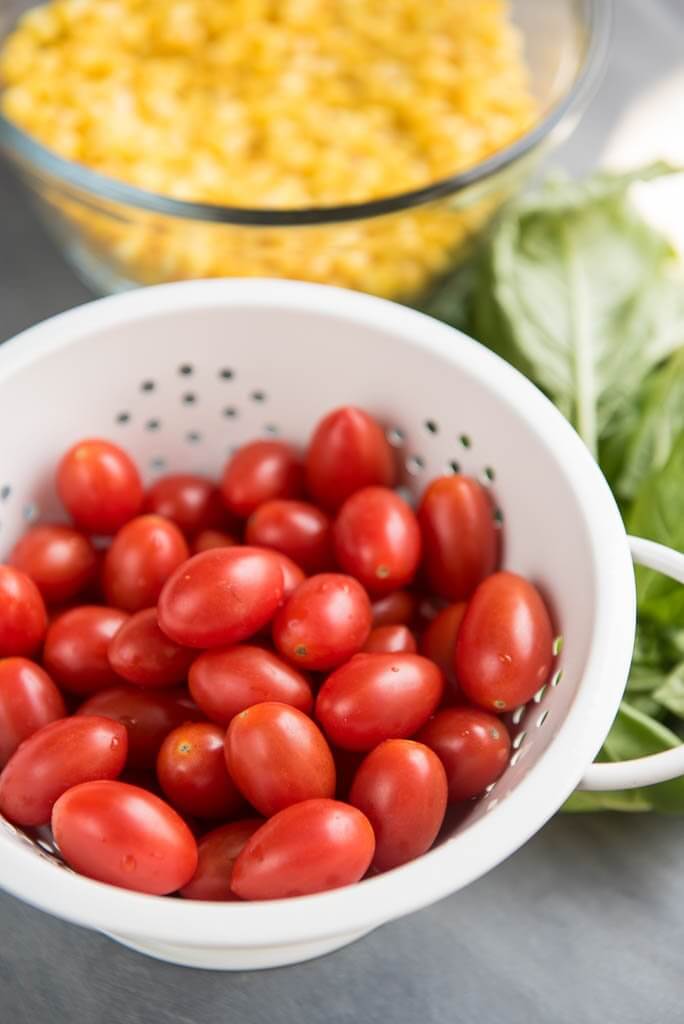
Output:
left=1, top=279, right=684, bottom=971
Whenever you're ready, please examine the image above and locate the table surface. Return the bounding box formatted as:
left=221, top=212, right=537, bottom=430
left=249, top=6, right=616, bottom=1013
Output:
left=2, top=3, right=684, bottom=1021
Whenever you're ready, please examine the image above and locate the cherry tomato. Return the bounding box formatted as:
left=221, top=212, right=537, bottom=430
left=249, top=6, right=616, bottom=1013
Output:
left=77, top=685, right=202, bottom=770
left=270, top=552, right=306, bottom=601
left=144, top=474, right=225, bottom=536
left=221, top=440, right=304, bottom=518
left=0, top=715, right=127, bottom=826
left=363, top=624, right=417, bottom=654
left=306, top=406, right=395, bottom=511
left=108, top=608, right=195, bottom=688
left=179, top=819, right=264, bottom=900
left=420, top=602, right=466, bottom=681
left=245, top=500, right=333, bottom=573
left=273, top=573, right=372, bottom=671
left=417, top=707, right=511, bottom=801
left=189, top=645, right=313, bottom=725
left=334, top=487, right=421, bottom=596
left=316, top=653, right=444, bottom=751
left=417, top=475, right=498, bottom=601
left=56, top=439, right=143, bottom=535
left=10, top=524, right=97, bottom=605
left=455, top=572, right=553, bottom=711
left=349, top=739, right=447, bottom=870
left=158, top=547, right=284, bottom=648
left=371, top=590, right=417, bottom=628
left=102, top=515, right=189, bottom=612
left=43, top=605, right=129, bottom=695
left=0, top=658, right=66, bottom=767
left=231, top=798, right=375, bottom=900
left=157, top=722, right=243, bottom=820
left=191, top=529, right=238, bottom=554
left=52, top=780, right=197, bottom=894
left=0, top=565, right=47, bottom=657
left=225, top=702, right=335, bottom=817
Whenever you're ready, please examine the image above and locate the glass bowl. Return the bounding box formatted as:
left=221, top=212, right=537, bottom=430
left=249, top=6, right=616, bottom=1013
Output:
left=0, top=1, right=610, bottom=300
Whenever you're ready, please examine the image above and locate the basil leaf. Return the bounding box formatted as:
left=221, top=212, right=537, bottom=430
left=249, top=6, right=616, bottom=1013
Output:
left=468, top=164, right=684, bottom=455
left=629, top=432, right=684, bottom=624
left=617, top=349, right=684, bottom=500
left=653, top=662, right=684, bottom=718
left=562, top=789, right=653, bottom=813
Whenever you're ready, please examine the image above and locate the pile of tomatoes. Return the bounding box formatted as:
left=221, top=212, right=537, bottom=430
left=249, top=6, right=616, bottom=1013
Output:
left=0, top=406, right=554, bottom=901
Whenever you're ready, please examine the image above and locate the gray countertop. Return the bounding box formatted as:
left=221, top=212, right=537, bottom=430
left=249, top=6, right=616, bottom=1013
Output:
left=2, top=3, right=684, bottom=1021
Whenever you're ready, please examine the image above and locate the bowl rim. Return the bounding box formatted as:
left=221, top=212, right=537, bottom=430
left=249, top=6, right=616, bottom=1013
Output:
left=0, top=278, right=635, bottom=948
left=0, top=1, right=612, bottom=226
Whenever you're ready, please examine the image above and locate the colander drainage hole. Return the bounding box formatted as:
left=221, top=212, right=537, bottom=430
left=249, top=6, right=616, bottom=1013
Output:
left=447, top=460, right=461, bottom=474
left=553, top=635, right=564, bottom=656
left=493, top=508, right=504, bottom=525
left=264, top=424, right=279, bottom=436
left=512, top=730, right=527, bottom=751
left=178, top=364, right=194, bottom=376
left=536, top=710, right=550, bottom=728
left=182, top=393, right=197, bottom=405
left=511, top=705, right=525, bottom=725
left=424, top=419, right=439, bottom=435
left=22, top=502, right=39, bottom=523
left=483, top=466, right=495, bottom=483
left=405, top=454, right=425, bottom=475
left=140, top=379, right=155, bottom=393
left=459, top=434, right=471, bottom=449
left=533, top=685, right=547, bottom=704
left=386, top=427, right=405, bottom=448
left=551, top=668, right=563, bottom=688
left=186, top=431, right=202, bottom=444
left=0, top=485, right=10, bottom=501
left=223, top=407, right=238, bottom=419
left=149, top=457, right=166, bottom=472
left=250, top=390, right=267, bottom=403
left=219, top=368, right=234, bottom=380
left=145, top=419, right=160, bottom=432
left=115, top=412, right=130, bottom=424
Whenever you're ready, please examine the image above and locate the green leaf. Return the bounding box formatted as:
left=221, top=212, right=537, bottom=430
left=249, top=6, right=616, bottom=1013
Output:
left=629, top=432, right=684, bottom=624
left=617, top=349, right=684, bottom=501
left=627, top=694, right=668, bottom=720
left=468, top=164, right=684, bottom=455
left=561, top=788, right=653, bottom=813
left=653, top=662, right=684, bottom=718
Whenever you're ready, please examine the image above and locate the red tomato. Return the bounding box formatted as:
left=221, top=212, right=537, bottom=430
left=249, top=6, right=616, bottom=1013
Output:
left=108, top=608, right=195, bottom=688
left=316, top=653, right=444, bottom=751
left=0, top=658, right=66, bottom=767
left=43, top=605, right=128, bottom=695
left=10, top=524, right=97, bottom=605
left=56, top=439, right=143, bottom=535
left=221, top=441, right=304, bottom=518
left=158, top=547, right=284, bottom=648
left=102, top=515, right=189, bottom=612
left=189, top=645, right=313, bottom=725
left=225, top=702, right=335, bottom=817
left=144, top=474, right=225, bottom=536
left=77, top=685, right=202, bottom=770
left=349, top=739, right=447, bottom=870
left=273, top=573, right=372, bottom=671
left=270, top=552, right=306, bottom=601
left=52, top=780, right=197, bottom=894
left=179, top=819, right=264, bottom=900
left=417, top=707, right=511, bottom=801
left=245, top=500, right=332, bottom=574
left=334, top=487, right=421, bottom=596
left=231, top=798, right=375, bottom=900
left=0, top=565, right=47, bottom=657
left=157, top=722, right=243, bottom=820
left=306, top=406, right=395, bottom=511
left=191, top=529, right=238, bottom=554
left=371, top=590, right=417, bottom=628
left=363, top=625, right=417, bottom=654
left=417, top=475, right=498, bottom=601
left=455, top=572, right=553, bottom=711
left=0, top=715, right=127, bottom=826
left=420, top=602, right=466, bottom=682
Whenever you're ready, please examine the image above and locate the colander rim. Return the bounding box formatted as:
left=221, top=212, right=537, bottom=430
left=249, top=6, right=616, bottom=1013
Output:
left=0, top=279, right=635, bottom=949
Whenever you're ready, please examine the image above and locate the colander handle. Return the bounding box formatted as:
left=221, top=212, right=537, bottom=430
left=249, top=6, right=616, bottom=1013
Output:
left=579, top=536, right=684, bottom=792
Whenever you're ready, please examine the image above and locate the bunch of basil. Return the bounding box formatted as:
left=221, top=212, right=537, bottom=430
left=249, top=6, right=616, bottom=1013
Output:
left=426, top=163, right=684, bottom=811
